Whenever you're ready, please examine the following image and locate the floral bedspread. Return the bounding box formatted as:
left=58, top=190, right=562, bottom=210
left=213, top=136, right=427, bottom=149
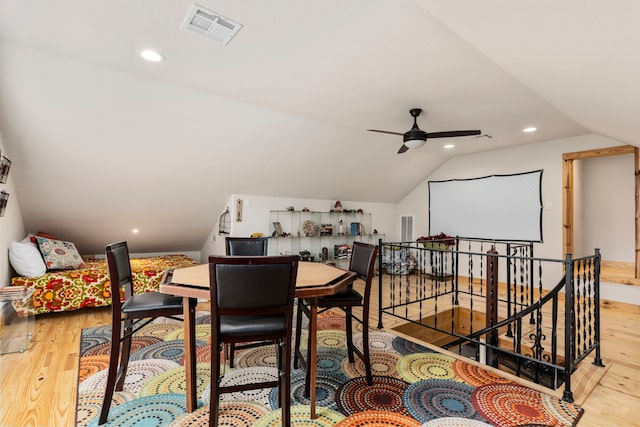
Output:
left=10, top=255, right=200, bottom=316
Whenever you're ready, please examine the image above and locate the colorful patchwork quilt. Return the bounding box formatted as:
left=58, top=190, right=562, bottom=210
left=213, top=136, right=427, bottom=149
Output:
left=10, top=255, right=199, bottom=316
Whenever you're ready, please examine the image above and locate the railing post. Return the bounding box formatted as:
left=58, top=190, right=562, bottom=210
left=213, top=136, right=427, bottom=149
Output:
left=593, top=248, right=604, bottom=367
left=506, top=243, right=513, bottom=337
left=485, top=245, right=499, bottom=368
left=454, top=236, right=460, bottom=304
left=377, top=239, right=384, bottom=329
left=563, top=253, right=575, bottom=402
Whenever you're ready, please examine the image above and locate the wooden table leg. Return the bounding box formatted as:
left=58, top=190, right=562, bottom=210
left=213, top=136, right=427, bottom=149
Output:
left=183, top=297, right=197, bottom=412
left=308, top=299, right=318, bottom=419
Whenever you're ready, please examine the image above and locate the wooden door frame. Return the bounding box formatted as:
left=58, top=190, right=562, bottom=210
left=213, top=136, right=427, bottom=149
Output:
left=562, top=145, right=640, bottom=277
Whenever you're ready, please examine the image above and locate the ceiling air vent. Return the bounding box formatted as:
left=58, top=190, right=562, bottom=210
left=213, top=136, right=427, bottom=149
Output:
left=181, top=4, right=242, bottom=46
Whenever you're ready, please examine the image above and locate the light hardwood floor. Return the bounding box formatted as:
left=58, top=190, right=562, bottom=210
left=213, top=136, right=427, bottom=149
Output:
left=1, top=280, right=639, bottom=427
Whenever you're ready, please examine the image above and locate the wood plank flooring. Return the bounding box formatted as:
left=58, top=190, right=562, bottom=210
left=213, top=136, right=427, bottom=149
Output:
left=1, top=277, right=639, bottom=426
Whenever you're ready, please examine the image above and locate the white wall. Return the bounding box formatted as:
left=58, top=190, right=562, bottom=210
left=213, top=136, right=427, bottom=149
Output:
left=0, top=130, right=27, bottom=288
left=580, top=155, right=635, bottom=261
left=199, top=194, right=397, bottom=263
left=398, top=133, right=640, bottom=304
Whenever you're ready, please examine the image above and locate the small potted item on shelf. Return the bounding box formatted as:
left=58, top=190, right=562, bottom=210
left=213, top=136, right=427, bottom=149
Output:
left=416, top=233, right=456, bottom=250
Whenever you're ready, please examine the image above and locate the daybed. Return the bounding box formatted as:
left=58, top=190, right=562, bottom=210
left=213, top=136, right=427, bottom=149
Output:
left=8, top=236, right=199, bottom=316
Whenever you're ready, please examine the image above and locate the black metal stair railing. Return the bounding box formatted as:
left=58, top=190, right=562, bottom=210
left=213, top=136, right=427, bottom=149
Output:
left=377, top=238, right=603, bottom=402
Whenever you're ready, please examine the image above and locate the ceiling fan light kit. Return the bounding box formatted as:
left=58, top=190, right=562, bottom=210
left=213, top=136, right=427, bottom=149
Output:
left=368, top=108, right=481, bottom=154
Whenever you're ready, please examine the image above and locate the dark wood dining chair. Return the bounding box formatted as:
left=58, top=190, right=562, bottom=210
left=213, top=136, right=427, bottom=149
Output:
left=99, top=241, right=194, bottom=425
left=208, top=255, right=299, bottom=427
left=225, top=236, right=269, bottom=256
left=224, top=236, right=270, bottom=366
left=294, top=241, right=378, bottom=392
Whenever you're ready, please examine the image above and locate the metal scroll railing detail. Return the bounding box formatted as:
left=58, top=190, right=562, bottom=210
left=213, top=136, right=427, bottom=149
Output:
left=377, top=238, right=603, bottom=403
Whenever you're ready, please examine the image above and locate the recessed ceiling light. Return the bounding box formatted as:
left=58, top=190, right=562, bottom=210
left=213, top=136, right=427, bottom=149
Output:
left=132, top=228, right=139, bottom=234
left=523, top=127, right=537, bottom=133
left=138, top=49, right=165, bottom=62
left=444, top=144, right=455, bottom=149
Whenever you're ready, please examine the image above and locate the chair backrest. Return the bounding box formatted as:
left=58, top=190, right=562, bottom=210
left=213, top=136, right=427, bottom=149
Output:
left=349, top=242, right=378, bottom=279
left=105, top=241, right=134, bottom=311
left=348, top=241, right=379, bottom=298
left=208, top=255, right=299, bottom=319
left=225, top=237, right=269, bottom=256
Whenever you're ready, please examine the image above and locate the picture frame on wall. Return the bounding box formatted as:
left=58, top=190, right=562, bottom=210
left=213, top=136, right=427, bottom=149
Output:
left=0, top=191, right=9, bottom=217
left=0, top=156, right=11, bottom=184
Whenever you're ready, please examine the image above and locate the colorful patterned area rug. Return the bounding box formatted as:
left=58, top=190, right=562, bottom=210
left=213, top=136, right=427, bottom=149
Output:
left=77, top=310, right=583, bottom=426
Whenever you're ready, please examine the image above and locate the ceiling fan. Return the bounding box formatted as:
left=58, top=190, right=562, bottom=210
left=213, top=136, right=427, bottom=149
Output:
left=368, top=108, right=482, bottom=154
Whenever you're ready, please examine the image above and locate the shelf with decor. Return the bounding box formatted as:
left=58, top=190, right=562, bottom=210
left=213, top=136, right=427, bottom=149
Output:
left=268, top=209, right=382, bottom=265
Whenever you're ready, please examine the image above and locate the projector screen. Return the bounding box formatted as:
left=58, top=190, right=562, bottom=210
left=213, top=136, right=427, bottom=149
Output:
left=428, top=170, right=543, bottom=242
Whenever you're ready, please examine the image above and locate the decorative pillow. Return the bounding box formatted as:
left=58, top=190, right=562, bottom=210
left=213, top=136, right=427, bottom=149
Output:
left=35, top=237, right=86, bottom=270
left=9, top=241, right=47, bottom=277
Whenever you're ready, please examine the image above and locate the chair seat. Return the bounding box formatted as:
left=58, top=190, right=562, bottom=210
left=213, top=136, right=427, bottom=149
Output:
left=122, top=292, right=183, bottom=314
left=220, top=315, right=285, bottom=337
left=317, top=287, right=363, bottom=307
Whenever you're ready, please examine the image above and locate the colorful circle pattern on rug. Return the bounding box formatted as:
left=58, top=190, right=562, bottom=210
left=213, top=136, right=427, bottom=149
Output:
left=131, top=339, right=187, bottom=363
left=403, top=379, right=484, bottom=423
left=76, top=390, right=135, bottom=427
left=336, top=375, right=411, bottom=416
left=253, top=404, right=345, bottom=427
left=202, top=366, right=278, bottom=407
left=314, top=347, right=349, bottom=373
left=78, top=355, right=109, bottom=382
left=452, top=359, right=516, bottom=387
left=82, top=336, right=163, bottom=356
left=540, top=393, right=583, bottom=426
left=421, top=416, right=493, bottom=426
left=80, top=334, right=110, bottom=354
left=353, top=331, right=398, bottom=354
left=284, top=369, right=349, bottom=411
left=234, top=344, right=279, bottom=368
left=317, top=313, right=347, bottom=331
left=179, top=343, right=211, bottom=365
left=397, top=353, right=458, bottom=383
left=165, top=324, right=210, bottom=342
left=334, top=410, right=421, bottom=427
left=471, top=383, right=562, bottom=427
left=140, top=363, right=211, bottom=397
left=341, top=350, right=401, bottom=379
left=79, top=359, right=180, bottom=395
left=86, top=393, right=189, bottom=427
left=392, top=336, right=434, bottom=355
left=172, top=401, right=270, bottom=427
left=133, top=322, right=182, bottom=339
left=316, top=329, right=347, bottom=349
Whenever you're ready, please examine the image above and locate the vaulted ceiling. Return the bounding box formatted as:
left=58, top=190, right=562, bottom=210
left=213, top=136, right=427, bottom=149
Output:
left=0, top=0, right=637, bottom=253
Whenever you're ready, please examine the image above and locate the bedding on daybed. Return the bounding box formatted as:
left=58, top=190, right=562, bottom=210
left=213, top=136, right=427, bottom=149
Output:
left=9, top=245, right=199, bottom=316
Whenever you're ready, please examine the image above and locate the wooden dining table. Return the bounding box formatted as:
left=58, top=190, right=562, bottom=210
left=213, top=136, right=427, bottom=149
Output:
left=159, top=260, right=357, bottom=419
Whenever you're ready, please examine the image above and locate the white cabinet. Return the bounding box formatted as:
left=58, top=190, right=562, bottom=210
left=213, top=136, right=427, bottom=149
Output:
left=268, top=210, right=381, bottom=265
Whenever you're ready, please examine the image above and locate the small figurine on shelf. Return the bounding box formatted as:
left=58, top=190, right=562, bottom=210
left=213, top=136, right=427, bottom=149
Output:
left=338, top=220, right=344, bottom=235
left=333, top=200, right=343, bottom=212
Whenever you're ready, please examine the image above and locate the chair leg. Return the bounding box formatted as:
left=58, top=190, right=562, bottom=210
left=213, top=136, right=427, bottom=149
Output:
left=209, top=342, right=222, bottom=427
left=361, top=309, right=373, bottom=385
left=280, top=337, right=292, bottom=427
left=99, top=318, right=122, bottom=424
left=293, top=299, right=303, bottom=369
left=229, top=343, right=236, bottom=368
left=115, top=319, right=134, bottom=390
left=345, top=307, right=355, bottom=363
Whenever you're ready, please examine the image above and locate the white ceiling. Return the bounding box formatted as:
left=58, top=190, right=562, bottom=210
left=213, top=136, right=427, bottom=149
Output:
left=0, top=0, right=636, bottom=254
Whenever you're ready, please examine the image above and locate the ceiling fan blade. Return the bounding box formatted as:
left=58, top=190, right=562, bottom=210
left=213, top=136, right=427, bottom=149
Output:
left=367, top=129, right=404, bottom=136
left=426, top=130, right=482, bottom=139
left=397, top=144, right=409, bottom=154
